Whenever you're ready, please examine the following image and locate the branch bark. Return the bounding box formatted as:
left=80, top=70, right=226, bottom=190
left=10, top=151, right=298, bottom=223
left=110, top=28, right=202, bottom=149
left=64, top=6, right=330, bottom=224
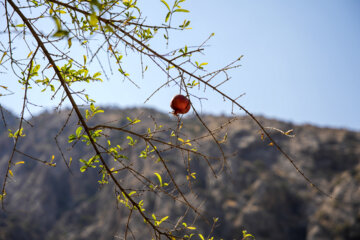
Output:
left=6, top=0, right=175, bottom=238
left=47, top=0, right=334, bottom=199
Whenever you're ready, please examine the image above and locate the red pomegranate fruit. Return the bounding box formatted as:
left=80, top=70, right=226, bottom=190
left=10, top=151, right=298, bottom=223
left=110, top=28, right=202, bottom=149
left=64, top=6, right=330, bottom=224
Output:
left=170, top=94, right=191, bottom=115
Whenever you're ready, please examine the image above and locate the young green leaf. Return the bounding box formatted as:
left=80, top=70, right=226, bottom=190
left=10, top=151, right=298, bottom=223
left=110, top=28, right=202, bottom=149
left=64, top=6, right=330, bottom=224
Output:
left=68, top=38, right=72, bottom=48
left=174, top=8, right=189, bottom=13
left=89, top=12, right=98, bottom=26
left=165, top=12, right=171, bottom=22
left=0, top=51, right=7, bottom=64
left=53, top=30, right=69, bottom=38
left=242, top=230, right=255, bottom=240
left=52, top=16, right=61, bottom=30
left=160, top=0, right=171, bottom=11
left=154, top=172, right=163, bottom=187
left=76, top=126, right=83, bottom=137
left=27, top=51, right=33, bottom=59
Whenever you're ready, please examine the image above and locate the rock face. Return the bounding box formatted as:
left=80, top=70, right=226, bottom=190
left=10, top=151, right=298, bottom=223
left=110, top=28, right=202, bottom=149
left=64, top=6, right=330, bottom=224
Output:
left=0, top=108, right=359, bottom=240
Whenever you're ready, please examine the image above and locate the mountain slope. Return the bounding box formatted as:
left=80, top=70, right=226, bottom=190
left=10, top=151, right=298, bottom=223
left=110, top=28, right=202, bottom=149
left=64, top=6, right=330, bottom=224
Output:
left=0, top=108, right=359, bottom=240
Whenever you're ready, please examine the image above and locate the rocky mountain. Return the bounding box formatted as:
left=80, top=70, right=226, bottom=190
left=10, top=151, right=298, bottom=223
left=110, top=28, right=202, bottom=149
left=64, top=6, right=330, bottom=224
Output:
left=0, top=107, right=359, bottom=240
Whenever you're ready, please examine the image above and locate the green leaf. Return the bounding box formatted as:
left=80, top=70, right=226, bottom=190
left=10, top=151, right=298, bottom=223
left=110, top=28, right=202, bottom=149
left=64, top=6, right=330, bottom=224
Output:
left=52, top=16, right=61, bottom=30
left=93, top=72, right=101, bottom=78
left=68, top=38, right=72, bottom=48
left=165, top=11, right=171, bottom=23
left=12, top=128, right=26, bottom=138
left=15, top=24, right=25, bottom=27
left=122, top=0, right=132, bottom=7
left=0, top=51, right=7, bottom=64
left=184, top=20, right=190, bottom=27
left=85, top=110, right=90, bottom=120
left=89, top=12, right=98, bottom=27
left=27, top=51, right=33, bottom=59
left=174, top=8, right=189, bottom=13
left=52, top=30, right=69, bottom=38
left=94, top=109, right=104, bottom=114
left=242, top=230, right=255, bottom=239
left=154, top=172, right=163, bottom=187
left=76, top=126, right=83, bottom=137
left=127, top=136, right=136, bottom=146
left=160, top=0, right=171, bottom=11
left=90, top=103, right=95, bottom=112
left=68, top=134, right=76, bottom=143
left=91, top=0, right=102, bottom=10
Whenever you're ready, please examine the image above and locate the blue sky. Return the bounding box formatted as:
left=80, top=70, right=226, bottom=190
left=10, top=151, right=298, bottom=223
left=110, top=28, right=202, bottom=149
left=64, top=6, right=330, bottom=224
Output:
left=1, top=0, right=360, bottom=130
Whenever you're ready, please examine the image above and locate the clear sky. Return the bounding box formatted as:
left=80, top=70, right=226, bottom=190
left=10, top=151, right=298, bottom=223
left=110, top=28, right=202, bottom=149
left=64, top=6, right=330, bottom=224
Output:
left=1, top=0, right=360, bottom=130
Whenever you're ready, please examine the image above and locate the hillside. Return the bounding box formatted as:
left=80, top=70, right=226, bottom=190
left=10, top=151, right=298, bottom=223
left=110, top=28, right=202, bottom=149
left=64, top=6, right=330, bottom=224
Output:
left=0, top=107, right=359, bottom=240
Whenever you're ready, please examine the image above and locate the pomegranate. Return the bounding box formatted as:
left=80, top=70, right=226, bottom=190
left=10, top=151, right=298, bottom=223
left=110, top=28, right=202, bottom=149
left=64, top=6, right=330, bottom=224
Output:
left=170, top=94, right=191, bottom=115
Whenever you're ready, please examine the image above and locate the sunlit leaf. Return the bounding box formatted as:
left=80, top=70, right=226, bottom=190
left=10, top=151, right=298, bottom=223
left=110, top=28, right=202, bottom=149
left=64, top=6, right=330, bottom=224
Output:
left=154, top=172, right=163, bottom=186
left=89, top=12, right=98, bottom=26
left=53, top=30, right=69, bottom=38
left=27, top=51, right=33, bottom=59
left=76, top=126, right=83, bottom=137
left=0, top=52, right=7, bottom=64
left=68, top=38, right=72, bottom=48
left=52, top=16, right=61, bottom=30
left=51, top=155, right=55, bottom=163
left=165, top=12, right=171, bottom=22
left=174, top=8, right=189, bottom=13
left=160, top=0, right=171, bottom=11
